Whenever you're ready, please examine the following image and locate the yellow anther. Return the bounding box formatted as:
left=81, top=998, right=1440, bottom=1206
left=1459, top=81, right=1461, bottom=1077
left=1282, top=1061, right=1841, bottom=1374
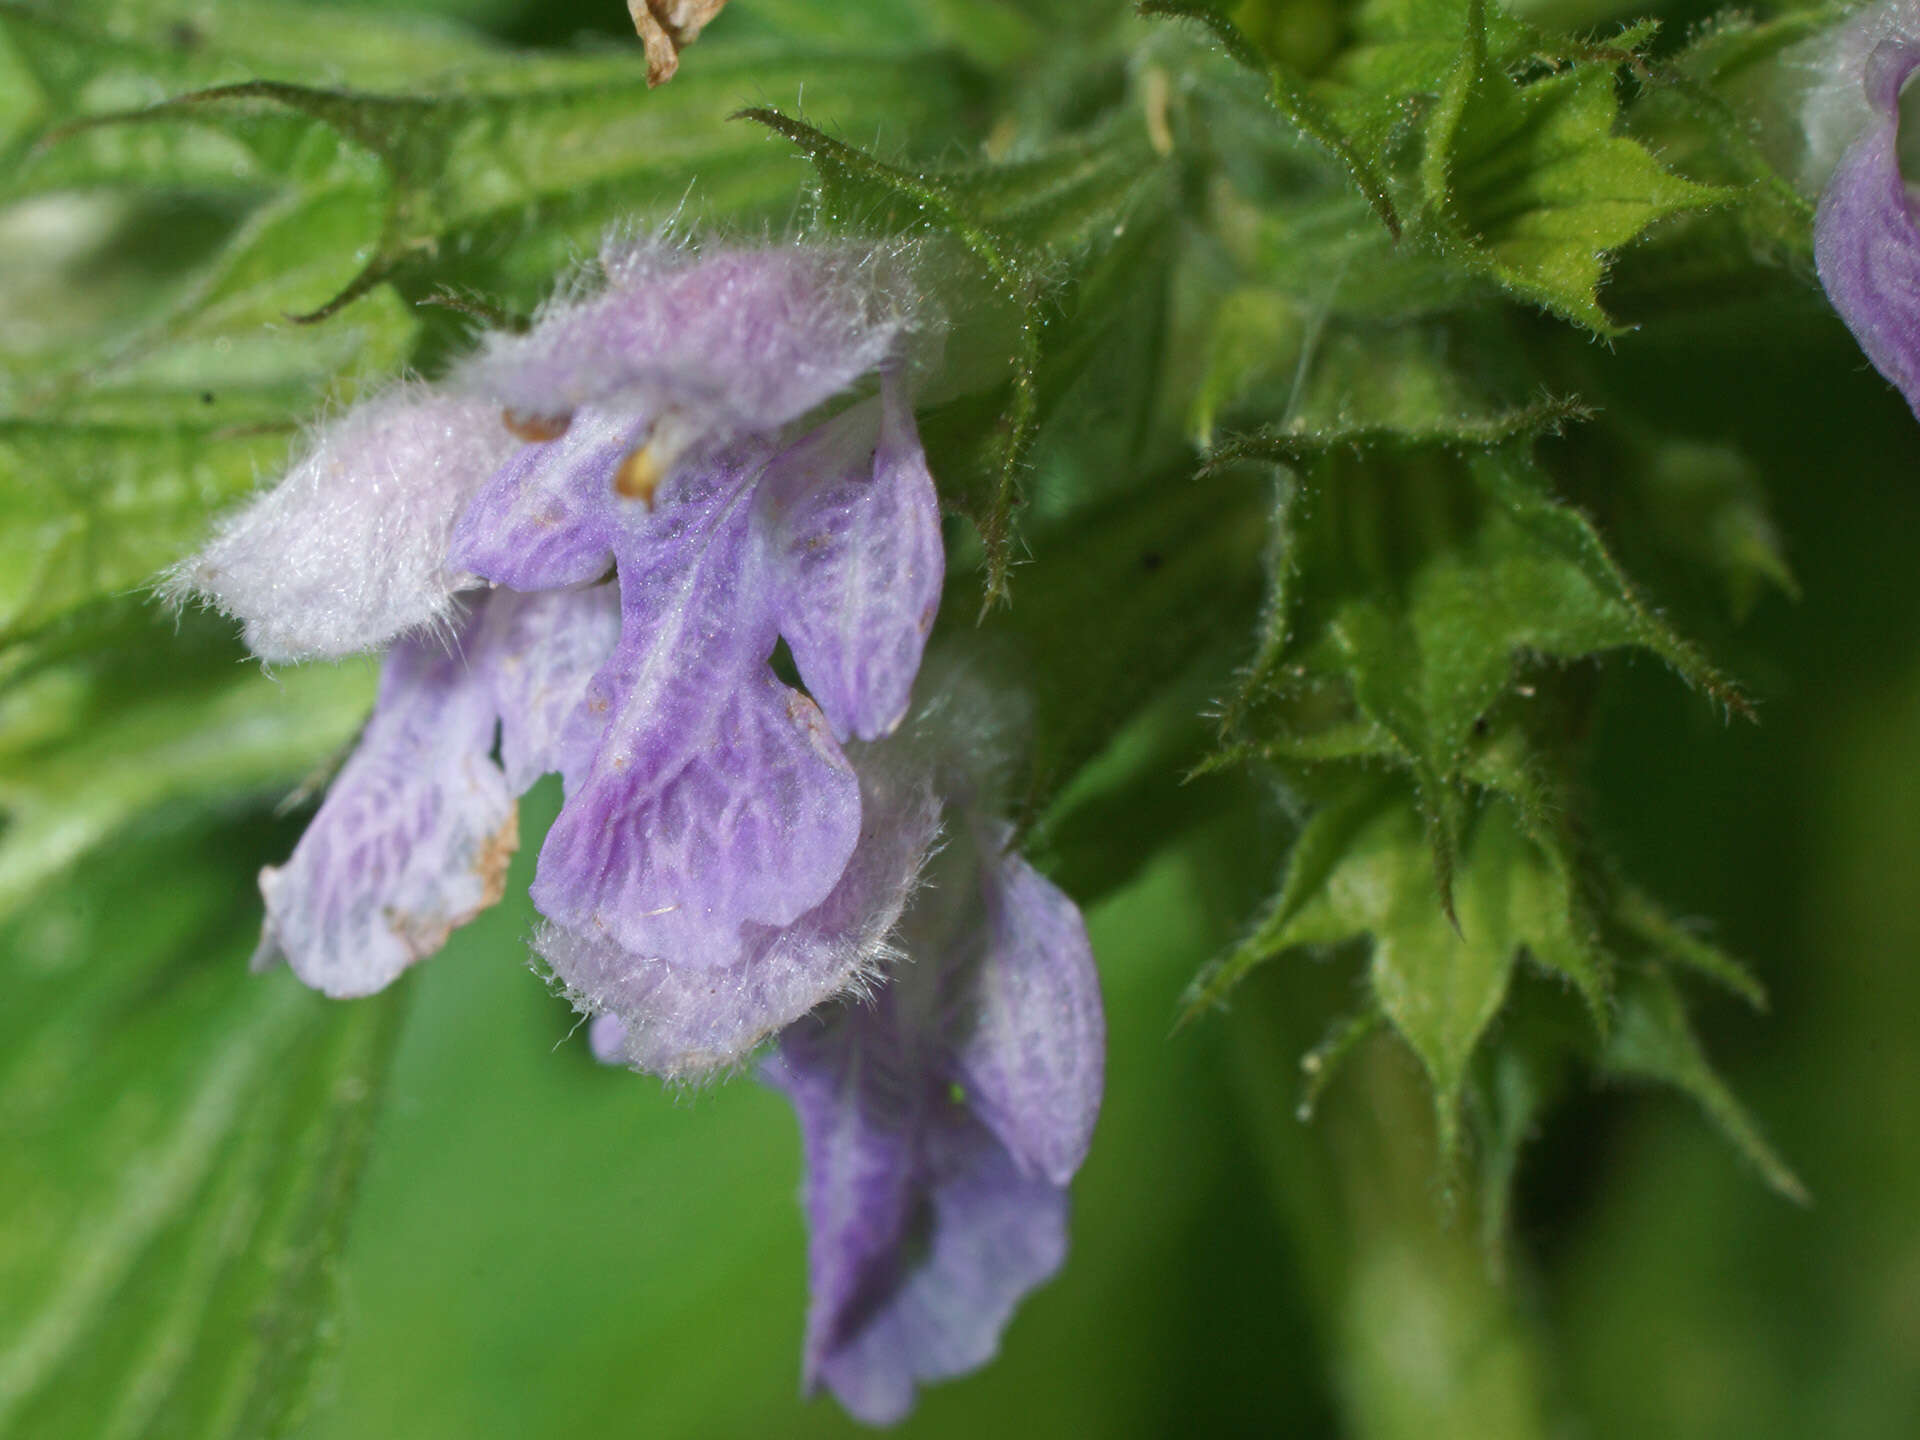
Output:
left=614, top=443, right=668, bottom=507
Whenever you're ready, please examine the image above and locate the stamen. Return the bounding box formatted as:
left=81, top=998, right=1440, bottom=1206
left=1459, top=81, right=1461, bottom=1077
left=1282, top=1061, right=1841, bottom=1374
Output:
left=614, top=444, right=669, bottom=505
left=612, top=412, right=694, bottom=508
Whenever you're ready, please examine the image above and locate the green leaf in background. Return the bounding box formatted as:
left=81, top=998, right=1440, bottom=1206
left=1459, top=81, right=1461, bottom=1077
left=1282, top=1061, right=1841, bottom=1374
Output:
left=0, top=813, right=409, bottom=1439
left=0, top=281, right=413, bottom=642
left=1421, top=2, right=1724, bottom=331
left=1622, top=437, right=1800, bottom=623
left=0, top=0, right=1882, bottom=1435
left=12, top=15, right=983, bottom=313
left=975, top=459, right=1267, bottom=824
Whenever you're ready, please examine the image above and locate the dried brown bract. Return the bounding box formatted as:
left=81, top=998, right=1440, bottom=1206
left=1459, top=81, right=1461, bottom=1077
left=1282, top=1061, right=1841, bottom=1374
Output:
left=627, top=0, right=728, bottom=86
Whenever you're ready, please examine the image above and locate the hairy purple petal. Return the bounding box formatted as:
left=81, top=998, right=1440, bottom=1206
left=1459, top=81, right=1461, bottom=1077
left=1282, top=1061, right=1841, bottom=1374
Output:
left=767, top=999, right=928, bottom=1405
left=1814, top=24, right=1920, bottom=421
left=458, top=238, right=912, bottom=442
left=166, top=387, right=515, bottom=662
left=768, top=989, right=1069, bottom=1427
left=253, top=626, right=517, bottom=997
left=526, top=467, right=861, bottom=967
left=812, top=1115, right=1067, bottom=1427
left=948, top=839, right=1105, bottom=1187
left=762, top=373, right=944, bottom=743
left=446, top=407, right=649, bottom=590
left=1802, top=0, right=1920, bottom=184
left=544, top=741, right=940, bottom=1079
left=761, top=768, right=1106, bottom=1424
left=473, top=583, right=622, bottom=794
left=536, top=665, right=859, bottom=969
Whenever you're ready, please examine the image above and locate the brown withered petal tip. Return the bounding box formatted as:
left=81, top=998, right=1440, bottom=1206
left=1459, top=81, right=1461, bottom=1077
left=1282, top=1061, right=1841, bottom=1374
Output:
left=502, top=408, right=574, bottom=443
left=627, top=0, right=728, bottom=87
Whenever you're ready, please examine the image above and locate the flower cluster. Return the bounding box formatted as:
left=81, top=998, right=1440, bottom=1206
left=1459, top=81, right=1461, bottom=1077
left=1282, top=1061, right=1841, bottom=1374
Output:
left=1805, top=0, right=1920, bottom=419
left=170, top=233, right=1104, bottom=1421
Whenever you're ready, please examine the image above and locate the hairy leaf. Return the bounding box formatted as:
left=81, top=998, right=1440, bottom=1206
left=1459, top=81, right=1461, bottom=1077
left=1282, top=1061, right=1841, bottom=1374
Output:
left=1197, top=790, right=1602, bottom=1157
left=1422, top=2, right=1724, bottom=331
left=0, top=813, right=408, bottom=1439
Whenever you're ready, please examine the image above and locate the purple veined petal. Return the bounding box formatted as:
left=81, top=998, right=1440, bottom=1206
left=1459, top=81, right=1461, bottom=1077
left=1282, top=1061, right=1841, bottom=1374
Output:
left=947, top=833, right=1105, bottom=1188
left=542, top=740, right=941, bottom=1079
left=446, top=407, right=653, bottom=590
left=458, top=239, right=913, bottom=442
left=534, top=665, right=861, bottom=969
left=471, top=582, right=623, bottom=795
left=531, top=466, right=860, bottom=967
left=165, top=386, right=515, bottom=662
left=761, top=371, right=945, bottom=743
left=803, top=1096, right=1070, bottom=1427
left=253, top=624, right=517, bottom=998
left=764, top=998, right=930, bottom=1414
left=1815, top=29, right=1920, bottom=422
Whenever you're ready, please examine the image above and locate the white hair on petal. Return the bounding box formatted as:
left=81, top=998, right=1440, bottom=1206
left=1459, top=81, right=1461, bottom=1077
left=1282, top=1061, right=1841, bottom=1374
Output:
left=162, top=382, right=518, bottom=663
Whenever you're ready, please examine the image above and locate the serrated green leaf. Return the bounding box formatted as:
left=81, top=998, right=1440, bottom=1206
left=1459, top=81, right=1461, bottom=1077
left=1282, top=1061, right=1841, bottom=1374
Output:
left=0, top=0, right=499, bottom=202
left=0, top=813, right=408, bottom=1439
left=10, top=5, right=984, bottom=318
left=1201, top=789, right=1604, bottom=1157
left=1184, top=775, right=1399, bottom=1017
left=1613, top=9, right=1827, bottom=278
left=1422, top=1, right=1724, bottom=331
left=1336, top=446, right=1737, bottom=772
left=1145, top=0, right=1544, bottom=234
left=1142, top=0, right=1402, bottom=232
left=1602, top=968, right=1806, bottom=1203
left=1225, top=440, right=1741, bottom=795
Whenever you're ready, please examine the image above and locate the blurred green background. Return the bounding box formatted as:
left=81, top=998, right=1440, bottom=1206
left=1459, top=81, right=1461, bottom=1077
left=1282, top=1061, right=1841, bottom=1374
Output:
left=4, top=1, right=1919, bottom=1436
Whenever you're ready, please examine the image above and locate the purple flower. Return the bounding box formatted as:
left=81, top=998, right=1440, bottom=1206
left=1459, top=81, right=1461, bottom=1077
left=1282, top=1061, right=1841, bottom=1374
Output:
left=763, top=797, right=1106, bottom=1425
left=173, top=227, right=1106, bottom=1429
left=177, top=234, right=945, bottom=1038
left=1808, top=1, right=1920, bottom=419
left=447, top=235, right=944, bottom=991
